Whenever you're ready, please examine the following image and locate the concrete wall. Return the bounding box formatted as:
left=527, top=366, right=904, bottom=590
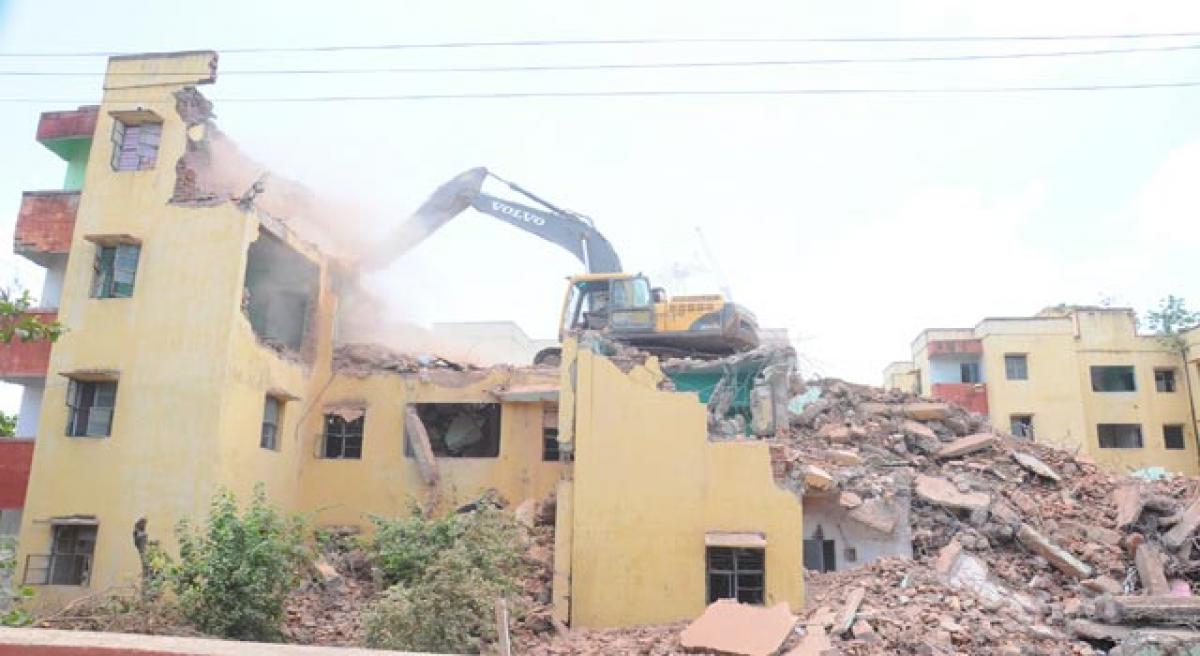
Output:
left=802, top=494, right=911, bottom=572
left=15, top=380, right=44, bottom=438
left=562, top=340, right=804, bottom=628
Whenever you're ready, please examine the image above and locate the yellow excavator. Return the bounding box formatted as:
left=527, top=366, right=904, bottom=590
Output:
left=364, top=168, right=760, bottom=364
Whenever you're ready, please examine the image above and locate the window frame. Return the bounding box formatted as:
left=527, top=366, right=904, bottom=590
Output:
left=1164, top=424, right=1186, bottom=450
left=322, top=414, right=364, bottom=460
left=1091, top=366, right=1137, bottom=393
left=110, top=117, right=162, bottom=172
left=706, top=546, right=765, bottom=605
left=24, top=523, right=98, bottom=586
left=90, top=243, right=141, bottom=299
left=1009, top=414, right=1034, bottom=439
left=1097, top=423, right=1144, bottom=449
left=1004, top=354, right=1028, bottom=381
left=1155, top=369, right=1178, bottom=393
left=66, top=379, right=118, bottom=438
left=959, top=362, right=981, bottom=384
left=261, top=396, right=282, bottom=451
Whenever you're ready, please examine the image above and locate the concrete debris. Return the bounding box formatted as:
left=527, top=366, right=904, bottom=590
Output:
left=333, top=342, right=476, bottom=377
left=847, top=497, right=898, bottom=535
left=403, top=407, right=439, bottom=486
left=838, top=491, right=863, bottom=509
left=1015, top=522, right=1093, bottom=579
left=1163, top=496, right=1200, bottom=550
left=831, top=587, right=865, bottom=636
left=1096, top=596, right=1200, bottom=626
left=784, top=625, right=837, bottom=656
left=914, top=474, right=991, bottom=513
left=935, top=432, right=997, bottom=460
left=678, top=599, right=796, bottom=656
left=899, top=402, right=950, bottom=421
left=1011, top=451, right=1062, bottom=482
left=1137, top=543, right=1172, bottom=596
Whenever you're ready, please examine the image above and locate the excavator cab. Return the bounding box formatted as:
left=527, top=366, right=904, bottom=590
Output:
left=561, top=274, right=656, bottom=336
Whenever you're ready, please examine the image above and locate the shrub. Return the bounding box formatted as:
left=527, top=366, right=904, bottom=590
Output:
left=1, top=537, right=33, bottom=627
left=171, top=486, right=306, bottom=641
left=364, top=504, right=525, bottom=653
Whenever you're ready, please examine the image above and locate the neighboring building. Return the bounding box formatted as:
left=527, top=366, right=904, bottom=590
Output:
left=8, top=51, right=805, bottom=627
left=431, top=320, right=557, bottom=365
left=886, top=306, right=1200, bottom=475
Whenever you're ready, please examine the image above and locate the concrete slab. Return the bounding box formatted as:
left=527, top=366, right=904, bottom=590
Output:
left=679, top=599, right=796, bottom=656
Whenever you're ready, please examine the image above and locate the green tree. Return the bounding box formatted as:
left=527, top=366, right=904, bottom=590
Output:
left=171, top=486, right=307, bottom=641
left=0, top=288, right=63, bottom=344
left=0, top=411, right=15, bottom=438
left=1146, top=295, right=1200, bottom=350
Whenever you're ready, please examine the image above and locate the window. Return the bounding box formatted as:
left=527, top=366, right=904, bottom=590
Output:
left=1155, top=369, right=1178, bottom=393
left=66, top=380, right=117, bottom=437
left=1091, top=366, right=1136, bottom=392
left=25, top=523, right=97, bottom=586
left=1098, top=424, right=1144, bottom=449
left=803, top=528, right=837, bottom=573
left=1010, top=414, right=1034, bottom=439
left=542, top=428, right=560, bottom=462
left=706, top=547, right=764, bottom=604
left=261, top=396, right=281, bottom=450
left=959, top=362, right=981, bottom=384
left=91, top=244, right=140, bottom=298
left=323, top=414, right=364, bottom=459
left=110, top=118, right=161, bottom=171
left=1164, top=425, right=1186, bottom=450
left=405, top=403, right=501, bottom=458
left=1004, top=355, right=1028, bottom=381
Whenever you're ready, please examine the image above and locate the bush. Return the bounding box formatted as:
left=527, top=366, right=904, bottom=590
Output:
left=171, top=486, right=306, bottom=641
left=364, top=505, right=525, bottom=653
left=1, top=537, right=33, bottom=627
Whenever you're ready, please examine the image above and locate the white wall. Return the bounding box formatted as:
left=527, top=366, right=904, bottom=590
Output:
left=15, top=379, right=44, bottom=438
left=38, top=255, right=67, bottom=308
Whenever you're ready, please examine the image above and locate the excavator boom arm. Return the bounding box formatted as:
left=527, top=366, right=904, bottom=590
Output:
left=363, top=167, right=621, bottom=273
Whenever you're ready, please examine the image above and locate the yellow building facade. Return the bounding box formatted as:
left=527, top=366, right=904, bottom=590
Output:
left=10, top=51, right=805, bottom=627
left=887, top=307, right=1200, bottom=475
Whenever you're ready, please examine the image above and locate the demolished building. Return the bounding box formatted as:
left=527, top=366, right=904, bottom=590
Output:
left=6, top=50, right=809, bottom=628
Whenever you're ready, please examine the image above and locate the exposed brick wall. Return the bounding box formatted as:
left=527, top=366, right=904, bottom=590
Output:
left=35, top=106, right=99, bottom=143
left=15, top=192, right=78, bottom=255
left=0, top=310, right=56, bottom=379
left=0, top=440, right=34, bottom=508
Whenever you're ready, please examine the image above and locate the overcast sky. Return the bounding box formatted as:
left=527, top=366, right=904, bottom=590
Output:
left=1, top=1, right=1199, bottom=413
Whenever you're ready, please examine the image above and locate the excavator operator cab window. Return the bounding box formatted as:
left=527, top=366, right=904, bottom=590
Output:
left=610, top=277, right=652, bottom=310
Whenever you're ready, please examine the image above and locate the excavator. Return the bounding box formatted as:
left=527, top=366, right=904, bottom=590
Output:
left=363, top=167, right=759, bottom=365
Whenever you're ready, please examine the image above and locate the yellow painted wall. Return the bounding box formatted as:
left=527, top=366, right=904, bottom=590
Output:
left=16, top=51, right=565, bottom=604
left=908, top=309, right=1199, bottom=475
left=562, top=341, right=804, bottom=628
left=296, top=368, right=565, bottom=527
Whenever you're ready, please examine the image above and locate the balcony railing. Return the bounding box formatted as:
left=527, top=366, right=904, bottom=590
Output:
left=23, top=553, right=93, bottom=586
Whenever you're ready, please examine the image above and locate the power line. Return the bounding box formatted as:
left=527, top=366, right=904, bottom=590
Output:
left=4, top=31, right=1200, bottom=57
left=6, top=41, right=1200, bottom=76
left=2, top=80, right=1198, bottom=104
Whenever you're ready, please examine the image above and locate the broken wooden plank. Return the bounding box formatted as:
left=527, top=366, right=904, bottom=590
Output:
left=1135, top=543, right=1171, bottom=596
left=1095, top=596, right=1200, bottom=626
left=494, top=598, right=512, bottom=656
left=1012, top=452, right=1061, bottom=482
left=832, top=586, right=865, bottom=636
left=1163, top=497, right=1200, bottom=550
left=1114, top=483, right=1145, bottom=529
left=1017, top=523, right=1093, bottom=579
left=936, top=433, right=997, bottom=460
left=404, top=406, right=440, bottom=485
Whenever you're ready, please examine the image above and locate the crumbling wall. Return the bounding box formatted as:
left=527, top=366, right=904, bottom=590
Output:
left=243, top=229, right=320, bottom=359
left=562, top=339, right=803, bottom=628
left=802, top=494, right=912, bottom=572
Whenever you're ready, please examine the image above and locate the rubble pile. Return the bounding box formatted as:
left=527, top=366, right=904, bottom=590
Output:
left=282, top=531, right=376, bottom=646
left=774, top=379, right=1200, bottom=654
left=332, top=342, right=477, bottom=377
